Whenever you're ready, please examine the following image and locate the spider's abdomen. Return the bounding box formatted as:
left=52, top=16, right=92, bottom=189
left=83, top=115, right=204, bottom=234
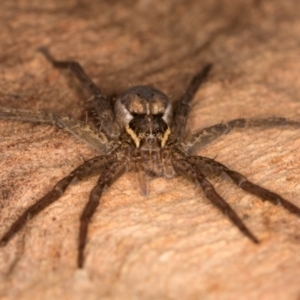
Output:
left=114, top=86, right=173, bottom=128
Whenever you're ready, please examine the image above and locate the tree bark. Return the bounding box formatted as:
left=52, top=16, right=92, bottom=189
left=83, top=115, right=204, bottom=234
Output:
left=1, top=1, right=300, bottom=299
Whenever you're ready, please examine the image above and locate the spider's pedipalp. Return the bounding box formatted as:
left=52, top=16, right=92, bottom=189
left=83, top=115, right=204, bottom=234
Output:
left=78, top=161, right=127, bottom=268
left=185, top=117, right=300, bottom=154
left=172, top=159, right=259, bottom=243
left=0, top=155, right=114, bottom=248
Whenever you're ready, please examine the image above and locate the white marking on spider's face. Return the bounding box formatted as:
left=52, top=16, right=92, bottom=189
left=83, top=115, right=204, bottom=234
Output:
left=146, top=103, right=150, bottom=115
left=126, top=124, right=140, bottom=148
left=113, top=98, right=133, bottom=129
left=161, top=127, right=171, bottom=147
left=162, top=102, right=173, bottom=126
left=120, top=104, right=134, bottom=124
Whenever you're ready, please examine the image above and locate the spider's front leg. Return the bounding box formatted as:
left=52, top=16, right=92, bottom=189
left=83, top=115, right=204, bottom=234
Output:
left=0, top=155, right=115, bottom=251
left=184, top=117, right=300, bottom=154
left=0, top=107, right=116, bottom=153
left=78, top=160, right=127, bottom=268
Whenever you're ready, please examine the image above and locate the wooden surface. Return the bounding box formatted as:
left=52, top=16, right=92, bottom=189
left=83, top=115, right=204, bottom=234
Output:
left=1, top=1, right=300, bottom=299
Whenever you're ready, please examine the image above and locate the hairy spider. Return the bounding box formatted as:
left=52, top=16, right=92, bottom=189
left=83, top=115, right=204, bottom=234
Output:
left=1, top=48, right=300, bottom=268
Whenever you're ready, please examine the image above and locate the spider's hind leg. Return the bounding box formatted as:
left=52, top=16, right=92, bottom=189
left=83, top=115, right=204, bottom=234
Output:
left=172, top=158, right=259, bottom=244
left=38, top=47, right=120, bottom=138
left=189, top=155, right=300, bottom=220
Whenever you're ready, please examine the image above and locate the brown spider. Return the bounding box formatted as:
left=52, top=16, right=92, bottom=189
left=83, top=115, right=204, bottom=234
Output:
left=1, top=48, right=300, bottom=268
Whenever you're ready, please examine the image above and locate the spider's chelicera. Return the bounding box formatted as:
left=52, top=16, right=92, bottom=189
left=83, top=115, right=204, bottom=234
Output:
left=1, top=48, right=300, bottom=268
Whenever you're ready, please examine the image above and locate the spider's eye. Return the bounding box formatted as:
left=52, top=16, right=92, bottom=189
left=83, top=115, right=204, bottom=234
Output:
left=145, top=132, right=150, bottom=136
left=152, top=132, right=156, bottom=137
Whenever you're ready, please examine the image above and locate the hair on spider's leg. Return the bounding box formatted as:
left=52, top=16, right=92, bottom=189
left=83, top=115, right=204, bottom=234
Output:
left=0, top=156, right=113, bottom=248
left=78, top=161, right=127, bottom=268
left=171, top=64, right=212, bottom=139
left=224, top=169, right=300, bottom=217
left=172, top=159, right=259, bottom=244
left=185, top=117, right=300, bottom=154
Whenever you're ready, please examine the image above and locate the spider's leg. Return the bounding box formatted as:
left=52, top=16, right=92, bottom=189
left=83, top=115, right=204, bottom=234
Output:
left=224, top=169, right=300, bottom=217
left=188, top=156, right=300, bottom=217
left=78, top=161, right=127, bottom=268
left=0, top=155, right=113, bottom=247
left=171, top=64, right=212, bottom=139
left=38, top=47, right=119, bottom=138
left=172, top=159, right=259, bottom=243
left=39, top=47, right=102, bottom=97
left=136, top=161, right=149, bottom=196
left=0, top=107, right=116, bottom=153
left=184, top=117, right=300, bottom=154
left=0, top=106, right=57, bottom=123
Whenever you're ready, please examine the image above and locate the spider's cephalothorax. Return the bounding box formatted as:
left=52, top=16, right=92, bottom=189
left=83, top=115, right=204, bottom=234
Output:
left=1, top=48, right=300, bottom=268
left=117, top=86, right=172, bottom=150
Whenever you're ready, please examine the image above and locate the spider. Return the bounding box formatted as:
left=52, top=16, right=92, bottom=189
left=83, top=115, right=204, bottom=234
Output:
left=1, top=48, right=300, bottom=269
